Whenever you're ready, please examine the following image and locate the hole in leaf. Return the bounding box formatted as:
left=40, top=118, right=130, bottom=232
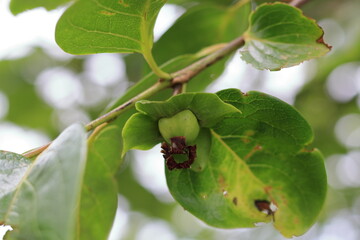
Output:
left=254, top=200, right=277, bottom=221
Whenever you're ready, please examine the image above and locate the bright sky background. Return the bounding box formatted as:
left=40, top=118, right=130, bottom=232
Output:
left=0, top=0, right=66, bottom=60
left=0, top=225, right=13, bottom=240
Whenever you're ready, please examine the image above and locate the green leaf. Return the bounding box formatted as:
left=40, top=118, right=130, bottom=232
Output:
left=215, top=89, right=327, bottom=236
left=10, top=0, right=71, bottom=15
left=135, top=93, right=240, bottom=128
left=78, top=124, right=123, bottom=239
left=104, top=55, right=204, bottom=162
left=215, top=89, right=313, bottom=154
left=55, top=0, right=168, bottom=77
left=122, top=93, right=239, bottom=158
left=166, top=89, right=327, bottom=237
left=166, top=131, right=269, bottom=227
left=108, top=54, right=241, bottom=158
left=241, top=3, right=331, bottom=70
left=122, top=113, right=163, bottom=155
left=0, top=151, right=31, bottom=219
left=105, top=55, right=200, bottom=158
left=1, top=124, right=87, bottom=239
left=187, top=128, right=211, bottom=172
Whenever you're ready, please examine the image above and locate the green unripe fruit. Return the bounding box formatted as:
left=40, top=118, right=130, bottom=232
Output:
left=158, top=109, right=200, bottom=144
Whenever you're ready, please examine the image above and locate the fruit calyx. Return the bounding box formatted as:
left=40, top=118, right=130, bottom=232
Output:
left=161, top=136, right=197, bottom=170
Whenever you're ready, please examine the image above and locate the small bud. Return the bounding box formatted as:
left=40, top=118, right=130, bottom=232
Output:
left=158, top=110, right=200, bottom=144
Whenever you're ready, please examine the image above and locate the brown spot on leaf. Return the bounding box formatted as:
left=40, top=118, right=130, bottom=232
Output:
left=218, top=175, right=227, bottom=191
left=244, top=145, right=263, bottom=160
left=280, top=194, right=288, bottom=205
left=301, top=147, right=315, bottom=153
left=100, top=10, right=116, bottom=16
left=241, top=138, right=251, bottom=144
left=118, top=0, right=129, bottom=7
left=263, top=186, right=278, bottom=206
left=264, top=186, right=272, bottom=194
left=244, top=130, right=255, bottom=137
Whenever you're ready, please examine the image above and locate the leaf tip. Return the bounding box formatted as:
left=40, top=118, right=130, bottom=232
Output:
left=316, top=34, right=332, bottom=51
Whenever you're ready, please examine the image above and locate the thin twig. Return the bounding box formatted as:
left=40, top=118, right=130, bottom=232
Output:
left=22, top=0, right=309, bottom=159
left=172, top=83, right=184, bottom=96
left=23, top=81, right=171, bottom=159
left=84, top=81, right=170, bottom=131
left=23, top=142, right=51, bottom=159
left=171, top=36, right=245, bottom=84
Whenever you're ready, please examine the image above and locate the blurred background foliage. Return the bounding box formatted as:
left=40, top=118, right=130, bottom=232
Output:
left=1, top=0, right=360, bottom=239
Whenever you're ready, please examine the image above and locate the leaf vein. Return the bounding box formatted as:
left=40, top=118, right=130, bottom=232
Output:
left=66, top=19, right=142, bottom=45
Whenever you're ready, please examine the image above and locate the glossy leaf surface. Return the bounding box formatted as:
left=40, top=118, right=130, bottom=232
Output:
left=122, top=113, right=163, bottom=154
left=55, top=0, right=166, bottom=56
left=135, top=93, right=240, bottom=128
left=122, top=92, right=239, bottom=156
left=166, top=89, right=327, bottom=237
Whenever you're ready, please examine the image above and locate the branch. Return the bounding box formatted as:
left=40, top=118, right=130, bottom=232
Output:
left=22, top=0, right=308, bottom=159
left=23, top=81, right=170, bottom=159
left=172, top=83, right=185, bottom=96
left=171, top=36, right=245, bottom=84
left=23, top=142, right=51, bottom=159
left=84, top=80, right=170, bottom=131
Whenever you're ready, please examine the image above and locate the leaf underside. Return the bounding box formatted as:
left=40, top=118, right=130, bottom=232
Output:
left=0, top=151, right=31, bottom=219
left=241, top=3, right=331, bottom=70
left=1, top=124, right=87, bottom=240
